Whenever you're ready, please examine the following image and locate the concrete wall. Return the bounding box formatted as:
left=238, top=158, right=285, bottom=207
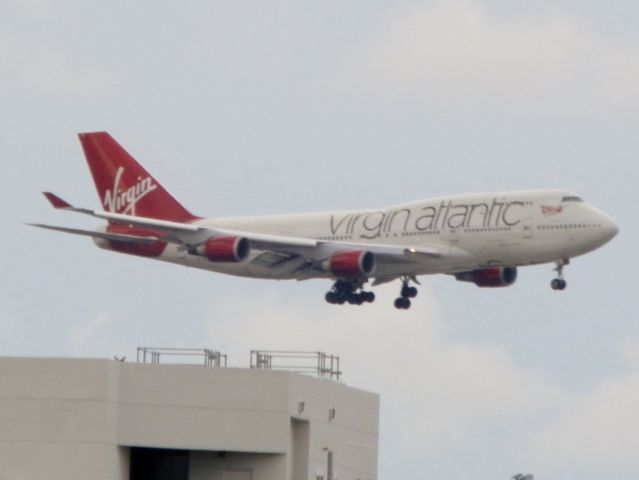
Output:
left=0, top=357, right=379, bottom=480
left=288, top=374, right=379, bottom=480
left=118, top=365, right=291, bottom=453
left=0, top=358, right=127, bottom=480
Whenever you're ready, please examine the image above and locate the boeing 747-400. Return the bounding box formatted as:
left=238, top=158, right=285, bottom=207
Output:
left=32, top=132, right=618, bottom=309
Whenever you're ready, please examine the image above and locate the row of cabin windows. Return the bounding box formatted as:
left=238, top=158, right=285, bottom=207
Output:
left=538, top=223, right=601, bottom=230
left=317, top=226, right=515, bottom=241
left=316, top=222, right=602, bottom=241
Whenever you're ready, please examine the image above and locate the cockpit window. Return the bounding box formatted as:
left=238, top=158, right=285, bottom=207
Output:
left=561, top=196, right=583, bottom=202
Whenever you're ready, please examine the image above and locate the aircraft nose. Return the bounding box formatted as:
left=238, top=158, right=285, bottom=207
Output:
left=598, top=212, right=619, bottom=243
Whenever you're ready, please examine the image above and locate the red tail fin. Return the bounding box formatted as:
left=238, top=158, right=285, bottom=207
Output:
left=78, top=132, right=198, bottom=222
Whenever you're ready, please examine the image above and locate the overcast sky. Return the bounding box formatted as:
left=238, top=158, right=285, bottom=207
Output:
left=1, top=1, right=638, bottom=479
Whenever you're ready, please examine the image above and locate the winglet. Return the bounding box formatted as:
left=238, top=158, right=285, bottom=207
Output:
left=43, top=192, right=72, bottom=209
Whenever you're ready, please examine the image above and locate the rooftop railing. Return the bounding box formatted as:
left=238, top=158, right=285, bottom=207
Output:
left=134, top=347, right=342, bottom=379
left=136, top=347, right=227, bottom=367
left=250, top=350, right=341, bottom=380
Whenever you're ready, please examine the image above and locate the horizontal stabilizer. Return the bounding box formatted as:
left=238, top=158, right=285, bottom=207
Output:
left=42, top=192, right=93, bottom=215
left=43, top=192, right=72, bottom=209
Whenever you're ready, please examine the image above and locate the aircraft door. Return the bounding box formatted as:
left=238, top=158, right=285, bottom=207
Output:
left=446, top=228, right=459, bottom=245
left=522, top=218, right=534, bottom=239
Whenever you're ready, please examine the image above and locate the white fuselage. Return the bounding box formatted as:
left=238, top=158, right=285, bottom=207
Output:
left=100, top=190, right=618, bottom=281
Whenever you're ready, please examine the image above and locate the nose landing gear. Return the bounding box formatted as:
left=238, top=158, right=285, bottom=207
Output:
left=551, top=258, right=569, bottom=290
left=394, top=277, right=418, bottom=309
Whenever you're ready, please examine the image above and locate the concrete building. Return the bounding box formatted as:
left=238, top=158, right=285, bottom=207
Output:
left=0, top=353, right=379, bottom=480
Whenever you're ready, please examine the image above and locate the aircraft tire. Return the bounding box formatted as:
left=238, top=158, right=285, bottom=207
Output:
left=394, top=297, right=411, bottom=309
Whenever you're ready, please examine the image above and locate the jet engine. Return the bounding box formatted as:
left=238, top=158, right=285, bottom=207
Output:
left=455, top=267, right=518, bottom=287
left=198, top=236, right=250, bottom=262
left=326, top=251, right=375, bottom=277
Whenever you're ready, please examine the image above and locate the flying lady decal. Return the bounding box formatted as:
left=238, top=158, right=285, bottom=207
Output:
left=541, top=205, right=562, bottom=216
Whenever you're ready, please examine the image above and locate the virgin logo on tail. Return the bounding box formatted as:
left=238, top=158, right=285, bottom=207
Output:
left=102, top=167, right=157, bottom=215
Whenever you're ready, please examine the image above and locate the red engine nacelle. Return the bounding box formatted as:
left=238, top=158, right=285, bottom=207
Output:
left=198, top=236, right=250, bottom=262
left=455, top=267, right=518, bottom=287
left=327, top=251, right=375, bottom=277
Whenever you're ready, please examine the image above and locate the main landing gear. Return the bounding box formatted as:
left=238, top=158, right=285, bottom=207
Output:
left=394, top=277, right=418, bottom=310
left=324, top=277, right=420, bottom=309
left=325, top=280, right=375, bottom=305
left=551, top=258, right=569, bottom=291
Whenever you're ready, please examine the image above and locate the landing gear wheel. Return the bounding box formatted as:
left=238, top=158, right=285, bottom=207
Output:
left=395, top=276, right=418, bottom=309
left=325, top=279, right=374, bottom=306
left=551, top=278, right=567, bottom=291
left=550, top=259, right=569, bottom=291
left=325, top=291, right=346, bottom=304
left=347, top=293, right=366, bottom=305
left=394, top=297, right=411, bottom=309
left=401, top=285, right=418, bottom=298
left=334, top=280, right=354, bottom=295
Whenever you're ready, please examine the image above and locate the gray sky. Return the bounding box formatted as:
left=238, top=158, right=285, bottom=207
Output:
left=1, top=1, right=638, bottom=478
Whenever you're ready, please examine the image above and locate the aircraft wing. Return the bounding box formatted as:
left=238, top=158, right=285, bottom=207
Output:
left=42, top=192, right=316, bottom=248
left=27, top=223, right=166, bottom=245
left=39, top=192, right=451, bottom=275
left=43, top=192, right=201, bottom=233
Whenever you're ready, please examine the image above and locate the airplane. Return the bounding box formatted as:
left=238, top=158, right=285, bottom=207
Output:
left=31, top=132, right=619, bottom=310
